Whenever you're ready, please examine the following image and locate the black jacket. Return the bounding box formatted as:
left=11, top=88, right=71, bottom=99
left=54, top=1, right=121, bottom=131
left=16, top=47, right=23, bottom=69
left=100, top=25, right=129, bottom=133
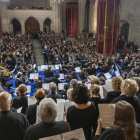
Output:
left=60, top=90, right=67, bottom=99
left=26, top=102, right=39, bottom=125
left=15, top=79, right=23, bottom=88
left=52, top=77, right=61, bottom=86
left=105, top=91, right=121, bottom=103
left=111, top=95, right=140, bottom=123
left=47, top=93, right=61, bottom=103
left=44, top=70, right=54, bottom=78
left=12, top=94, right=28, bottom=114
left=35, top=81, right=43, bottom=89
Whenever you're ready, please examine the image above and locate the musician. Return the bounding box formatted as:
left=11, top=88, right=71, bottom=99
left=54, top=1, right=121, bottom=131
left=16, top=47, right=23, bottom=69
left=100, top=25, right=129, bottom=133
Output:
left=54, top=54, right=61, bottom=64
left=15, top=73, right=23, bottom=88
left=121, top=56, right=129, bottom=70
left=61, top=54, right=67, bottom=65
left=35, top=76, right=43, bottom=89
left=44, top=66, right=54, bottom=78
left=80, top=68, right=88, bottom=80
left=27, top=64, right=36, bottom=77
left=0, top=70, right=13, bottom=92
left=99, top=62, right=110, bottom=73
left=41, top=45, right=49, bottom=64
left=52, top=74, right=61, bottom=86
left=87, top=64, right=96, bottom=75
left=59, top=65, right=67, bottom=75
left=115, top=53, right=121, bottom=65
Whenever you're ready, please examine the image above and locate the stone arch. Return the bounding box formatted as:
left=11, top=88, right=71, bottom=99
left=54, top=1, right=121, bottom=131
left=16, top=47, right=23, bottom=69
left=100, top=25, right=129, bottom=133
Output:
left=120, top=20, right=130, bottom=40
left=9, top=18, right=21, bottom=34
left=25, top=17, right=40, bottom=32
left=43, top=17, right=54, bottom=31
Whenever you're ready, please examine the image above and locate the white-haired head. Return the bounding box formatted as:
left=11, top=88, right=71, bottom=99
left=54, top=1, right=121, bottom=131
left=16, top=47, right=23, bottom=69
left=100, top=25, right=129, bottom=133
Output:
left=70, top=79, right=78, bottom=88
left=38, top=98, right=57, bottom=123
left=0, top=92, right=12, bottom=109
left=49, top=82, right=57, bottom=94
left=67, top=88, right=73, bottom=101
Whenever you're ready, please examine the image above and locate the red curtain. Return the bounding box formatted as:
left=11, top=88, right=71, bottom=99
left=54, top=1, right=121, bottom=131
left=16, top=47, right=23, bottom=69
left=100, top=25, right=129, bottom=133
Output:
left=0, top=17, right=2, bottom=39
left=96, top=0, right=121, bottom=56
left=66, top=2, right=79, bottom=38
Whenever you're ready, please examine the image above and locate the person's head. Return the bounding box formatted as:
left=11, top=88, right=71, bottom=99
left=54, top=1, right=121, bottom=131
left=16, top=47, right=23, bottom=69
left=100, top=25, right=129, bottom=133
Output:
left=125, top=56, right=128, bottom=61
left=132, top=77, right=140, bottom=91
left=72, top=84, right=90, bottom=104
left=49, top=82, right=57, bottom=94
left=0, top=70, right=5, bottom=76
left=121, top=79, right=138, bottom=97
left=83, top=68, right=88, bottom=78
left=99, top=76, right=105, bottom=85
left=90, top=84, right=100, bottom=97
left=122, top=72, right=128, bottom=78
left=111, top=101, right=138, bottom=140
left=112, top=76, right=123, bottom=93
left=0, top=92, right=12, bottom=111
left=117, top=53, right=120, bottom=57
left=18, top=84, right=27, bottom=95
left=64, top=84, right=69, bottom=91
left=71, top=71, right=78, bottom=79
left=17, top=73, right=22, bottom=80
left=38, top=76, right=42, bottom=81
left=90, top=76, right=99, bottom=85
left=48, top=66, right=51, bottom=71
left=70, top=79, right=78, bottom=88
left=67, top=88, right=73, bottom=101
left=55, top=74, right=60, bottom=79
left=38, top=98, right=57, bottom=123
left=131, top=68, right=136, bottom=74
left=35, top=89, right=46, bottom=102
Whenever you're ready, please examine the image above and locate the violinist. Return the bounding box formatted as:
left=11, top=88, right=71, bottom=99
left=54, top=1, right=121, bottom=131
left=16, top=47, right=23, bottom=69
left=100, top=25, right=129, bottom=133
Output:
left=79, top=68, right=88, bottom=80
left=15, top=73, right=23, bottom=88
left=87, top=64, right=96, bottom=75
left=0, top=70, right=13, bottom=92
left=35, top=76, right=43, bottom=89
left=26, top=64, right=36, bottom=77
left=59, top=65, right=67, bottom=75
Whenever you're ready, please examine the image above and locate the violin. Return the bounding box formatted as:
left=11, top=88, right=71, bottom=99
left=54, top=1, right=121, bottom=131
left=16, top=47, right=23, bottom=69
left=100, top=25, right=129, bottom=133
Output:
left=0, top=65, right=12, bottom=76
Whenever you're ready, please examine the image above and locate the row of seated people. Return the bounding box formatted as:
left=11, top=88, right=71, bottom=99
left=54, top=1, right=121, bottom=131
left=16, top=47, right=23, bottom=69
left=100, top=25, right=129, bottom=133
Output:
left=1, top=75, right=140, bottom=140
left=8, top=5, right=52, bottom=10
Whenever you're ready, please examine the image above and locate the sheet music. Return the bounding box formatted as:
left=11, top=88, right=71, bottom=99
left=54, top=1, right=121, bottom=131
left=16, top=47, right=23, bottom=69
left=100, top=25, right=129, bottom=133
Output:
left=26, top=86, right=31, bottom=93
left=58, top=74, right=65, bottom=80
left=58, top=83, right=66, bottom=90
left=85, top=83, right=91, bottom=90
left=98, top=104, right=116, bottom=127
left=57, top=99, right=66, bottom=103
left=75, top=67, right=81, bottom=73
left=41, top=65, right=48, bottom=70
left=99, top=86, right=104, bottom=98
left=78, top=81, right=82, bottom=84
left=39, top=134, right=61, bottom=140
left=17, top=107, right=22, bottom=113
left=33, top=64, right=36, bottom=69
left=42, top=83, right=49, bottom=90
left=30, top=73, right=38, bottom=79
left=36, top=105, right=41, bottom=124
left=62, top=128, right=86, bottom=140
left=28, top=97, right=36, bottom=106
left=55, top=103, right=64, bottom=121
left=115, top=70, right=120, bottom=76
left=55, top=64, right=62, bottom=69
left=64, top=101, right=75, bottom=111
left=104, top=72, right=111, bottom=79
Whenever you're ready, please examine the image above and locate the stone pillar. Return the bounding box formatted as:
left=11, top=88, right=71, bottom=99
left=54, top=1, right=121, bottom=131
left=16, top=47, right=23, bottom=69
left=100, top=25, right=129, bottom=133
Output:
left=93, top=0, right=98, bottom=33
left=79, top=0, right=86, bottom=34
left=0, top=1, right=9, bottom=33
left=21, top=22, right=25, bottom=35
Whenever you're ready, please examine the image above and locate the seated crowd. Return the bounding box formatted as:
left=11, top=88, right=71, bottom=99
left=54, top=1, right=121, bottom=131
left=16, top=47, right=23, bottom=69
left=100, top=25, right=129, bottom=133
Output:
left=8, top=5, right=52, bottom=10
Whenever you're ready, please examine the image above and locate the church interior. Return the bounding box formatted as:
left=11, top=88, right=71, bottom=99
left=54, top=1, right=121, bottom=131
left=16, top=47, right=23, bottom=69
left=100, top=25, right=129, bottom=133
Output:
left=0, top=0, right=140, bottom=140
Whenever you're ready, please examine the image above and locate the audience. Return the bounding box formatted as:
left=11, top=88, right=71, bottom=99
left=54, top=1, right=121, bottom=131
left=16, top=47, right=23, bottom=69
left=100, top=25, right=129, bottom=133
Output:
left=12, top=84, right=28, bottom=114
left=26, top=89, right=46, bottom=125
left=67, top=84, right=97, bottom=140
left=0, top=92, right=29, bottom=140
left=91, top=76, right=100, bottom=85
left=24, top=98, right=70, bottom=140
left=70, top=79, right=78, bottom=88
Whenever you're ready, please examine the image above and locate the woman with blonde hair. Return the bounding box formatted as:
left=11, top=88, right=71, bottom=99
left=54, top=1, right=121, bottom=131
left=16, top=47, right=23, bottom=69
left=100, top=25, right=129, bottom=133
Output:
left=105, top=76, right=123, bottom=103
left=111, top=79, right=140, bottom=123
left=93, top=101, right=140, bottom=140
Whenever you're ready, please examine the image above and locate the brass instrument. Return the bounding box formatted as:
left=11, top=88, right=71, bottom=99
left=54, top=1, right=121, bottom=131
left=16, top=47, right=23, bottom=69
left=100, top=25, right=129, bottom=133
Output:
left=0, top=65, right=12, bottom=76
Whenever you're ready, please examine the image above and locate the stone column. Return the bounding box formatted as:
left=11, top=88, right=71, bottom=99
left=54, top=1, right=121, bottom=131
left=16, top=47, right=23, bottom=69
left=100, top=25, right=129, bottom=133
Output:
left=21, top=22, right=25, bottom=35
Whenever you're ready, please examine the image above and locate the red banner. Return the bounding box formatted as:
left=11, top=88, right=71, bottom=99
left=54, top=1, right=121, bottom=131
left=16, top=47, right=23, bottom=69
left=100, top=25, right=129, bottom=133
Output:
left=0, top=18, right=2, bottom=39
left=66, top=2, right=79, bottom=38
left=96, top=0, right=121, bottom=56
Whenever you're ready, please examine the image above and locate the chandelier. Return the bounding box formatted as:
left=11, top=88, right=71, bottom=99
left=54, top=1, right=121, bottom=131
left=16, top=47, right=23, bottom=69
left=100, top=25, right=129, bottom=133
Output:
left=54, top=0, right=64, bottom=2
